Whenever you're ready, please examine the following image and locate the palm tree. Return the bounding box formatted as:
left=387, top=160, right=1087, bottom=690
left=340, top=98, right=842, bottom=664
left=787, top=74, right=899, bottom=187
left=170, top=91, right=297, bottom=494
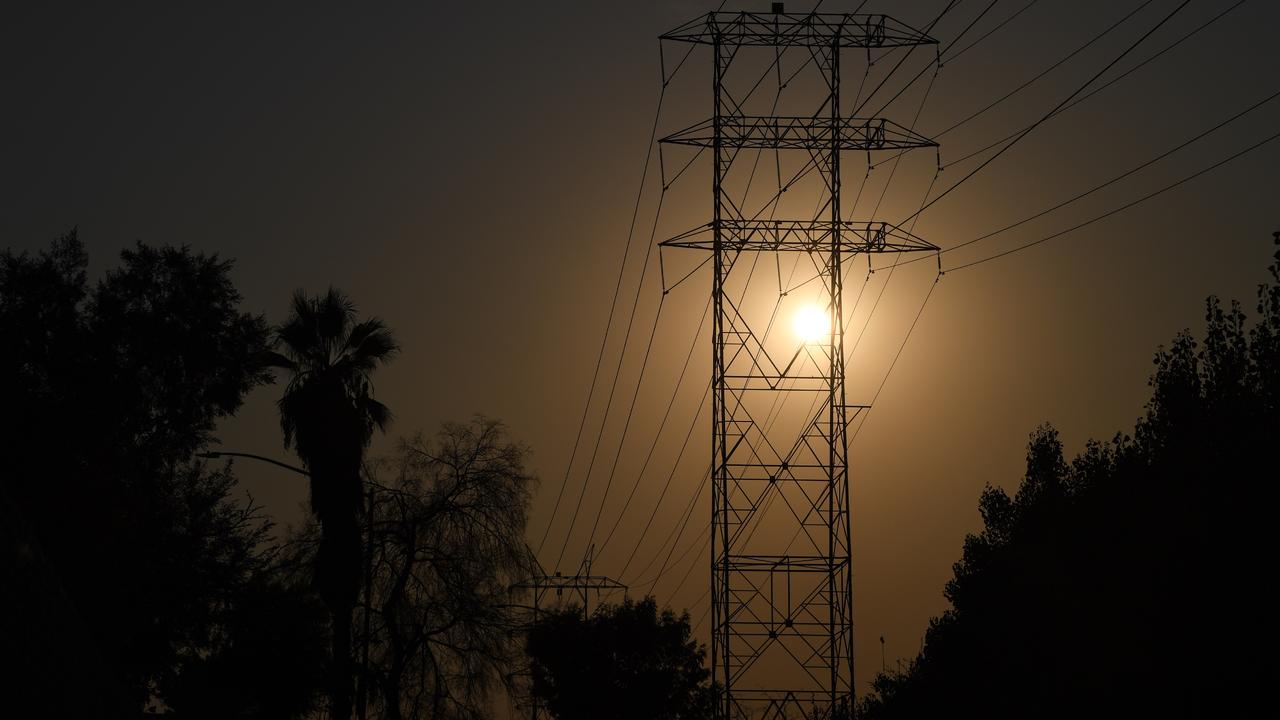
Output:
left=267, top=288, right=398, bottom=720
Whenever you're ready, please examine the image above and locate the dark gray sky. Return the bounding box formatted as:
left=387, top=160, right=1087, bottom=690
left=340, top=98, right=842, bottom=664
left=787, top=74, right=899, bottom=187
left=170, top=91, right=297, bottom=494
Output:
left=4, top=0, right=1277, bottom=696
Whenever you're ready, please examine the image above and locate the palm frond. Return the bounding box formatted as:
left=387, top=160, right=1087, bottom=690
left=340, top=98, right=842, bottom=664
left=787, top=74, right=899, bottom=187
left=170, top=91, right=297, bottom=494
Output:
left=288, top=289, right=317, bottom=334
left=260, top=349, right=298, bottom=371
left=362, top=397, right=393, bottom=436
left=335, top=325, right=398, bottom=379
left=278, top=394, right=301, bottom=451
left=277, top=290, right=322, bottom=362
left=316, top=287, right=354, bottom=348
left=345, top=318, right=399, bottom=364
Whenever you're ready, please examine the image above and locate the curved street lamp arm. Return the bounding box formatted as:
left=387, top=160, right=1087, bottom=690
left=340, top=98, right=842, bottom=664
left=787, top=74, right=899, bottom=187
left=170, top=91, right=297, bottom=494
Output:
left=196, top=451, right=310, bottom=477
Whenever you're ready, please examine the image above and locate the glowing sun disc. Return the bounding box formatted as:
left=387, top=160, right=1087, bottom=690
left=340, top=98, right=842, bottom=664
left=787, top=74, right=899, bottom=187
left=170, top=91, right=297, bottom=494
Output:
left=793, top=304, right=829, bottom=342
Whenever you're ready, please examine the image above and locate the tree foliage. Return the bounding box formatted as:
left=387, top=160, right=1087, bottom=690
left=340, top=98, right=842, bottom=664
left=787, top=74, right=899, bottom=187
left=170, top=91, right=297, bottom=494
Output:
left=0, top=231, right=325, bottom=716
left=858, top=235, right=1280, bottom=719
left=359, top=417, right=535, bottom=720
left=526, top=596, right=716, bottom=720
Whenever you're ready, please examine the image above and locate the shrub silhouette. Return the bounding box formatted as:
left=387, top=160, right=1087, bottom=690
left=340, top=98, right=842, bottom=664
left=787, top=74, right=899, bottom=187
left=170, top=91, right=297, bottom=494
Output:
left=858, top=234, right=1280, bottom=719
left=527, top=596, right=716, bottom=720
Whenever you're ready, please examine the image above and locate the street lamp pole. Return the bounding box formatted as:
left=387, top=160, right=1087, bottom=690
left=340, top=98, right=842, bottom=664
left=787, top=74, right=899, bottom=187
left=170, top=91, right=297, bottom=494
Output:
left=197, top=449, right=377, bottom=720
left=195, top=451, right=309, bottom=476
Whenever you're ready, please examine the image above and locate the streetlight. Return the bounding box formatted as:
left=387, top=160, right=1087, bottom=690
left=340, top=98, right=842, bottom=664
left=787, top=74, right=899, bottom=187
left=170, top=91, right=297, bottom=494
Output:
left=195, top=450, right=309, bottom=476
left=197, top=448, right=377, bottom=720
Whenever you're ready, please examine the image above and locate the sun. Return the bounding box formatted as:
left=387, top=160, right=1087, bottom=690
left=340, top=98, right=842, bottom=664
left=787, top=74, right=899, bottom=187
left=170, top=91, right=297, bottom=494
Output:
left=793, top=304, right=829, bottom=343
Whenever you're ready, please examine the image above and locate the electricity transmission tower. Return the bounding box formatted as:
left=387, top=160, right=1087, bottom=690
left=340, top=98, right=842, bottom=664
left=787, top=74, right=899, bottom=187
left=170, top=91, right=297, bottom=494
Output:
left=659, top=8, right=939, bottom=719
left=512, top=546, right=625, bottom=720
left=514, top=545, right=626, bottom=621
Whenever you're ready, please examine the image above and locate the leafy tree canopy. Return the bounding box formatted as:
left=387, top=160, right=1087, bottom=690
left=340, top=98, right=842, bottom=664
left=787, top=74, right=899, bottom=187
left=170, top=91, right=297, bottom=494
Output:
left=858, top=234, right=1280, bottom=720
left=527, top=596, right=716, bottom=720
left=0, top=230, right=322, bottom=716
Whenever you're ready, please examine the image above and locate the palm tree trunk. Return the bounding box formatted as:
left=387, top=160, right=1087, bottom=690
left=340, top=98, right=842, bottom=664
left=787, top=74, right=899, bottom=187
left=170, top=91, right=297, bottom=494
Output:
left=332, top=605, right=355, bottom=720
left=319, top=506, right=361, bottom=719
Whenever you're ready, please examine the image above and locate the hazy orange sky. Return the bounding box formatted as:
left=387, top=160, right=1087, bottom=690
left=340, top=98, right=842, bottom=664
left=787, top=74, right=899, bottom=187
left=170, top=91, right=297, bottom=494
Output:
left=3, top=0, right=1277, bottom=695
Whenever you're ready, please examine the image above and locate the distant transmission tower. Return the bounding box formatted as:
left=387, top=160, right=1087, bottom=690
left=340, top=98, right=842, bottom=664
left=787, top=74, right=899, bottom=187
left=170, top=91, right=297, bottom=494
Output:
left=659, top=7, right=939, bottom=719
left=512, top=546, right=625, bottom=720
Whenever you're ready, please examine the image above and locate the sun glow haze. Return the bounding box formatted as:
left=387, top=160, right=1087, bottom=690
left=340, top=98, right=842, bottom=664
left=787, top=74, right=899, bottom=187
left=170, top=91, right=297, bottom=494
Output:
left=793, top=304, right=829, bottom=343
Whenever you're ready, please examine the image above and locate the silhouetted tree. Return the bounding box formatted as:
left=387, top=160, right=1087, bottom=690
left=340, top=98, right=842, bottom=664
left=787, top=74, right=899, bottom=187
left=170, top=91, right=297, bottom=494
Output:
left=526, top=596, right=715, bottom=720
left=0, top=231, right=315, bottom=715
left=857, top=233, right=1280, bottom=719
left=267, top=288, right=398, bottom=720
left=158, top=519, right=330, bottom=719
left=353, top=417, right=535, bottom=720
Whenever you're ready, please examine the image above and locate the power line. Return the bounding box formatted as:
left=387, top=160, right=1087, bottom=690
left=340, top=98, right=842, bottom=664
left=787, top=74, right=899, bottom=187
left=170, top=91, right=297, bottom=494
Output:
left=545, top=0, right=730, bottom=573
left=658, top=522, right=713, bottom=598
left=880, top=85, right=1280, bottom=271
left=869, top=68, right=942, bottom=221
left=773, top=120, right=947, bottom=560
left=946, top=128, right=1280, bottom=273
left=607, top=40, right=806, bottom=567
left=629, top=277, right=798, bottom=592
left=616, top=47, right=803, bottom=573
left=579, top=295, right=667, bottom=561
left=597, top=300, right=710, bottom=564
left=626, top=247, right=792, bottom=589
left=944, top=0, right=1041, bottom=64
left=864, top=0, right=1047, bottom=121
left=773, top=263, right=940, bottom=560
left=803, top=0, right=972, bottom=449
left=535, top=57, right=668, bottom=557
left=932, top=0, right=1157, bottom=138
left=849, top=273, right=940, bottom=444
left=614, top=381, right=710, bottom=582
left=561, top=0, right=778, bottom=570
left=634, top=467, right=709, bottom=590
left=849, top=0, right=960, bottom=118
left=942, top=0, right=1001, bottom=58
left=899, top=0, right=1193, bottom=227
left=639, top=520, right=711, bottom=593
left=940, top=0, right=1246, bottom=170
left=553, top=188, right=667, bottom=571
left=867, top=0, right=1186, bottom=173
left=749, top=7, right=950, bottom=458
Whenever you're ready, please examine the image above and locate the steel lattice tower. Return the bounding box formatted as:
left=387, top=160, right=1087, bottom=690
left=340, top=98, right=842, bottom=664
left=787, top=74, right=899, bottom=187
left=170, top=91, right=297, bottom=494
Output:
left=659, top=10, right=939, bottom=719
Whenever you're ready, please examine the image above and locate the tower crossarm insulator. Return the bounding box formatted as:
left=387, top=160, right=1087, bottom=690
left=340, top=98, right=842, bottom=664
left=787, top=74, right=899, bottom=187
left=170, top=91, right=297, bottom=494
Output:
left=726, top=555, right=847, bottom=572
left=512, top=574, right=627, bottom=592
left=661, top=12, right=938, bottom=49
left=661, top=219, right=939, bottom=254
left=661, top=116, right=936, bottom=151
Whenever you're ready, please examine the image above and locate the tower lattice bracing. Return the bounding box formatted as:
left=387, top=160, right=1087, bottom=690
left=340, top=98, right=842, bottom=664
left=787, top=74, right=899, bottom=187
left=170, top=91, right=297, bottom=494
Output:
left=659, top=11, right=939, bottom=719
